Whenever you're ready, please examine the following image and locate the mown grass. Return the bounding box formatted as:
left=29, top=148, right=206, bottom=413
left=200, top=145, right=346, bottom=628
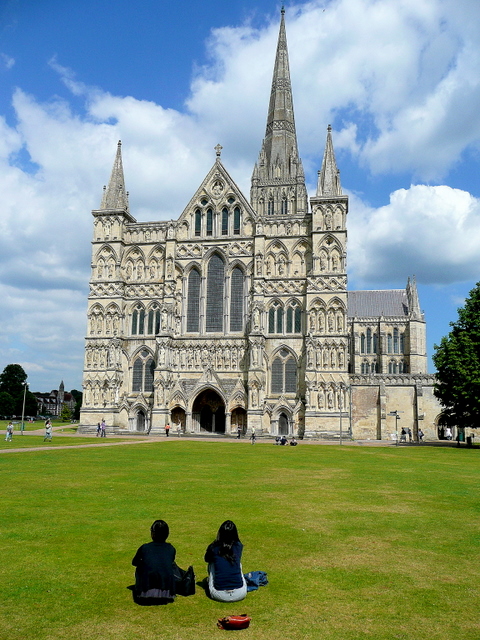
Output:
left=0, top=435, right=131, bottom=449
left=1, top=441, right=478, bottom=640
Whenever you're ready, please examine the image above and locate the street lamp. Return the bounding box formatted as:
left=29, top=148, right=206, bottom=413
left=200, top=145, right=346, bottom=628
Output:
left=21, top=382, right=27, bottom=435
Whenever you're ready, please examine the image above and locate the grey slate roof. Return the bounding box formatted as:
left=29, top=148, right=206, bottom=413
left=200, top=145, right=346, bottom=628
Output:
left=348, top=290, right=409, bottom=318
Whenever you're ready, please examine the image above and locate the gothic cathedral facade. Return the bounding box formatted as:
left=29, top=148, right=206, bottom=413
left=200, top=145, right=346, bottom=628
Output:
left=80, top=11, right=440, bottom=439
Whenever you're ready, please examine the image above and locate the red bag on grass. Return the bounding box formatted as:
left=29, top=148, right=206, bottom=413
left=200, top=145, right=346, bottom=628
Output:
left=217, top=614, right=251, bottom=630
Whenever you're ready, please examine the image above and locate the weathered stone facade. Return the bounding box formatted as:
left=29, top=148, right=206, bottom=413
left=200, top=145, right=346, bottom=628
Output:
left=80, top=10, right=441, bottom=439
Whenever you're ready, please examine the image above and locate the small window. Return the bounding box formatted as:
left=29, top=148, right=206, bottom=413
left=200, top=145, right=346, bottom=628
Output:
left=222, top=208, right=228, bottom=235
left=276, top=307, right=284, bottom=334
left=360, top=334, right=365, bottom=354
left=132, top=310, right=138, bottom=335
left=387, top=334, right=393, bottom=353
left=281, top=198, right=288, bottom=215
left=268, top=199, right=274, bottom=216
left=366, top=328, right=372, bottom=354
left=393, top=328, right=399, bottom=354
left=233, top=207, right=241, bottom=235
left=195, top=209, right=201, bottom=236
left=206, top=208, right=213, bottom=236
left=138, top=309, right=145, bottom=335
left=268, top=308, right=275, bottom=333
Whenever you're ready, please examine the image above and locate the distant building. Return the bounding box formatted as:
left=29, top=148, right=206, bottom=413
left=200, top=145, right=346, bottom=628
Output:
left=80, top=10, right=441, bottom=440
left=34, top=381, right=76, bottom=416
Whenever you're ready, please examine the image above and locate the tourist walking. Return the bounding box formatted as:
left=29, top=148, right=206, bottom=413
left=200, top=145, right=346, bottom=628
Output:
left=408, top=428, right=412, bottom=442
left=96, top=422, right=101, bottom=437
left=237, top=426, right=241, bottom=439
left=100, top=419, right=106, bottom=437
left=250, top=427, right=256, bottom=444
left=5, top=421, right=13, bottom=442
left=165, top=423, right=170, bottom=437
left=418, top=428, right=424, bottom=442
left=44, top=420, right=53, bottom=442
left=204, top=520, right=247, bottom=602
left=445, top=427, right=452, bottom=440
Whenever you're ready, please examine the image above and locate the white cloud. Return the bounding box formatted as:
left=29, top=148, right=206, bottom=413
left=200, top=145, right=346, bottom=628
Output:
left=348, top=185, right=480, bottom=285
left=1, top=53, right=15, bottom=70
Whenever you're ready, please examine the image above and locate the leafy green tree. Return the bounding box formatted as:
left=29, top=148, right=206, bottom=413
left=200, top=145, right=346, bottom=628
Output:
left=0, top=391, right=15, bottom=417
left=433, top=282, right=480, bottom=429
left=0, top=364, right=27, bottom=400
left=60, top=403, right=72, bottom=422
left=70, top=389, right=83, bottom=420
left=24, top=391, right=38, bottom=417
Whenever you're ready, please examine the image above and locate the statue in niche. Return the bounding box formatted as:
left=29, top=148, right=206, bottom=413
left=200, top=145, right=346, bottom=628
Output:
left=320, top=254, right=327, bottom=271
left=328, top=311, right=335, bottom=332
left=231, top=348, right=237, bottom=370
left=323, top=349, right=329, bottom=368
left=325, top=212, right=332, bottom=230
left=337, top=313, right=343, bottom=332
left=93, top=387, right=99, bottom=405
left=251, top=345, right=257, bottom=366
left=113, top=315, right=119, bottom=335
left=305, top=384, right=311, bottom=408
left=161, top=308, right=168, bottom=331
left=251, top=385, right=258, bottom=408
left=266, top=257, right=272, bottom=276
left=145, top=230, right=151, bottom=241
left=103, top=220, right=111, bottom=237
left=307, top=341, right=314, bottom=368
left=149, top=263, right=156, bottom=279
left=331, top=351, right=336, bottom=368
left=105, top=315, right=112, bottom=334
left=175, top=315, right=181, bottom=334
left=108, top=261, right=114, bottom=278
left=126, top=263, right=133, bottom=279
left=332, top=254, right=339, bottom=272
left=277, top=255, right=286, bottom=275
left=327, top=389, right=334, bottom=409
left=339, top=350, right=344, bottom=368
left=316, top=348, right=322, bottom=369
left=317, top=387, right=325, bottom=409
left=137, top=263, right=144, bottom=280
left=318, top=311, right=325, bottom=333
left=166, top=258, right=173, bottom=278
left=158, top=344, right=166, bottom=366
left=167, top=224, right=174, bottom=239
left=256, top=255, right=263, bottom=275
left=253, top=307, right=261, bottom=331
left=156, top=383, right=165, bottom=406
left=309, top=311, right=315, bottom=332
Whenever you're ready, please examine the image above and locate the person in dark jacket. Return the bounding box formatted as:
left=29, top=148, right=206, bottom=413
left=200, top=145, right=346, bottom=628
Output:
left=132, top=520, right=176, bottom=604
left=204, top=520, right=247, bottom=602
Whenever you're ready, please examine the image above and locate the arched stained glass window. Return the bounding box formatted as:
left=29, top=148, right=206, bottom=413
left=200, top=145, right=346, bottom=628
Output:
left=144, top=357, right=155, bottom=391
left=195, top=209, right=201, bottom=236
left=187, top=269, right=200, bottom=332
left=132, top=309, right=138, bottom=335
left=271, top=358, right=283, bottom=393
left=366, top=328, right=372, bottom=354
left=360, top=334, right=365, bottom=353
left=230, top=267, right=244, bottom=332
left=138, top=309, right=145, bottom=335
left=373, top=333, right=378, bottom=354
left=281, top=198, right=288, bottom=215
left=276, top=307, right=284, bottom=334
left=294, top=306, right=301, bottom=333
left=222, top=208, right=228, bottom=235
left=233, top=207, right=241, bottom=235
left=400, top=332, right=405, bottom=353
left=147, top=307, right=161, bottom=335
left=286, top=306, right=293, bottom=334
left=268, top=198, right=274, bottom=216
left=206, top=208, right=213, bottom=236
left=132, top=359, right=143, bottom=392
left=387, top=334, right=393, bottom=353
left=285, top=358, right=297, bottom=393
left=206, top=254, right=224, bottom=332
left=268, top=308, right=275, bottom=333
left=393, top=328, right=399, bottom=354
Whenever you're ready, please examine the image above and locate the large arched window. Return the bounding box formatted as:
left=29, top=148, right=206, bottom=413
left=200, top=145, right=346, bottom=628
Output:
left=230, top=267, right=244, bottom=332
left=271, top=349, right=297, bottom=394
left=132, top=349, right=155, bottom=392
left=187, top=268, right=201, bottom=332
left=268, top=302, right=284, bottom=334
left=206, top=254, right=224, bottom=332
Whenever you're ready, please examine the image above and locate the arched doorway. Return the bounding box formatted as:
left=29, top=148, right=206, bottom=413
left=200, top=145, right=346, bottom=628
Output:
left=171, top=407, right=186, bottom=433
left=231, top=407, right=247, bottom=435
left=192, top=389, right=225, bottom=433
left=136, top=409, right=146, bottom=432
left=278, top=412, right=289, bottom=435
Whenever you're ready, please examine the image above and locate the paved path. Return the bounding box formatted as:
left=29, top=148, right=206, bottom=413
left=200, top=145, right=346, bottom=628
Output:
left=0, top=425, right=462, bottom=454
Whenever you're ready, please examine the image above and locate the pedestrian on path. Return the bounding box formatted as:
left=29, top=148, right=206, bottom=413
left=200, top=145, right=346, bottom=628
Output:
left=44, top=420, right=53, bottom=442
left=165, top=423, right=170, bottom=437
left=101, top=419, right=106, bottom=438
left=5, top=421, right=13, bottom=442
left=250, top=427, right=256, bottom=445
left=96, top=422, right=101, bottom=437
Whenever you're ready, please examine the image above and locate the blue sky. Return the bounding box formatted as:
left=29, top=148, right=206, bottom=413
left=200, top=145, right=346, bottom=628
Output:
left=1, top=0, right=480, bottom=391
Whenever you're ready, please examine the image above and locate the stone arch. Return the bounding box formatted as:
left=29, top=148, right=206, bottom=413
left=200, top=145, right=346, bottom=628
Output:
left=191, top=387, right=226, bottom=434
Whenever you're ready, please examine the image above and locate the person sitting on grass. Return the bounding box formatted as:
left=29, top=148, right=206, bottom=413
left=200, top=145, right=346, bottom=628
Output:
left=204, top=520, right=247, bottom=602
left=132, top=520, right=177, bottom=605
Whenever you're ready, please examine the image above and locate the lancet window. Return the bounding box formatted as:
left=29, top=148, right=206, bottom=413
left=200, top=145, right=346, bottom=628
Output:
left=230, top=267, right=244, bottom=332
left=285, top=301, right=301, bottom=334
left=132, top=349, right=155, bottom=392
left=186, top=268, right=201, bottom=332
left=206, top=254, right=225, bottom=332
left=132, top=305, right=145, bottom=335
left=268, top=302, right=284, bottom=334
left=147, top=305, right=161, bottom=335
left=271, top=349, right=297, bottom=394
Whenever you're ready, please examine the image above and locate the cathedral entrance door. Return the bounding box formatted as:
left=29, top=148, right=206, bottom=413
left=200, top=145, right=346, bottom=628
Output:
left=231, top=407, right=247, bottom=435
left=192, top=389, right=225, bottom=433
left=279, top=412, right=289, bottom=435
left=136, top=410, right=146, bottom=432
left=171, top=407, right=186, bottom=433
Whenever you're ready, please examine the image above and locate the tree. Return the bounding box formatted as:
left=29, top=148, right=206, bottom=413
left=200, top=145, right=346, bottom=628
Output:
left=0, top=391, right=15, bottom=417
left=70, top=389, right=83, bottom=420
left=0, top=364, right=27, bottom=400
left=60, top=403, right=72, bottom=422
left=433, top=282, right=480, bottom=430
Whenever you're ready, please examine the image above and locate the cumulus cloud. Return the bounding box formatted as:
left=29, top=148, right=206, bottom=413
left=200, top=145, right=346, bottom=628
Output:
left=1, top=0, right=480, bottom=388
left=1, top=53, right=15, bottom=70
left=348, top=185, right=480, bottom=285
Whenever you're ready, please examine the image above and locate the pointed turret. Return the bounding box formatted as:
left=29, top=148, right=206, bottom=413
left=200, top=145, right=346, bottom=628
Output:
left=250, top=8, right=308, bottom=217
left=317, top=125, right=342, bottom=197
left=407, top=277, right=422, bottom=319
left=101, top=141, right=129, bottom=211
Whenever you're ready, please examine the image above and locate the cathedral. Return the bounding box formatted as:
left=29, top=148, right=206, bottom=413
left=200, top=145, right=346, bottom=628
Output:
left=80, top=10, right=440, bottom=440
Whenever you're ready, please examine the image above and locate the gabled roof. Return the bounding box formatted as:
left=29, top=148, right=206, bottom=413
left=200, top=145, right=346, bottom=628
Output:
left=177, top=155, right=256, bottom=223
left=348, top=290, right=409, bottom=318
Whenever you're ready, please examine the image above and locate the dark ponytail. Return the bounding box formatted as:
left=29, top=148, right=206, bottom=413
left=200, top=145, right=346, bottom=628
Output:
left=215, top=520, right=240, bottom=564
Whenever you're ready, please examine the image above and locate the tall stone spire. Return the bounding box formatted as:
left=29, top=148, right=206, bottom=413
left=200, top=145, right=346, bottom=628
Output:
left=101, top=140, right=129, bottom=211
left=317, top=125, right=342, bottom=197
left=251, top=8, right=307, bottom=217
left=407, top=276, right=422, bottom=319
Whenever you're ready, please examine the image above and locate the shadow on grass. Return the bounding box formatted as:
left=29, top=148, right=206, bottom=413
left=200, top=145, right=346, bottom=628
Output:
left=126, top=585, right=174, bottom=606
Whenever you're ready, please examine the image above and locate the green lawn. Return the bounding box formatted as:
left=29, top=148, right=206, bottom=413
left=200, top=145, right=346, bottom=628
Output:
left=1, top=441, right=478, bottom=640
